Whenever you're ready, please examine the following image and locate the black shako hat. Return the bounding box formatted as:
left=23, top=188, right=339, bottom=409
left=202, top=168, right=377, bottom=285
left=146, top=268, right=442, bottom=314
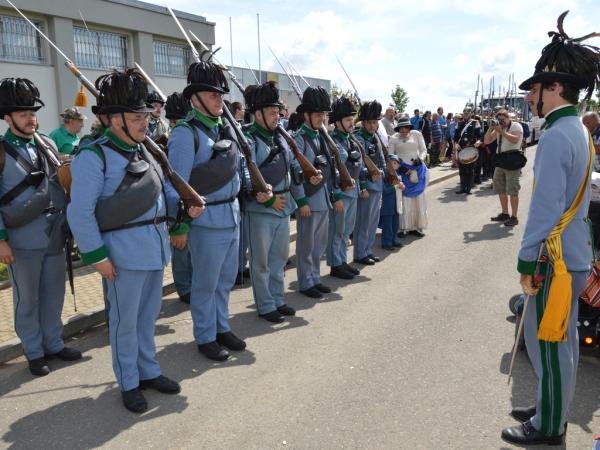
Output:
left=329, top=96, right=357, bottom=122
left=183, top=52, right=230, bottom=99
left=296, top=86, right=331, bottom=114
left=243, top=81, right=284, bottom=113
left=147, top=91, right=165, bottom=105
left=96, top=69, right=154, bottom=115
left=0, top=78, right=45, bottom=117
left=165, top=92, right=191, bottom=120
left=358, top=100, right=382, bottom=121
left=519, top=11, right=600, bottom=99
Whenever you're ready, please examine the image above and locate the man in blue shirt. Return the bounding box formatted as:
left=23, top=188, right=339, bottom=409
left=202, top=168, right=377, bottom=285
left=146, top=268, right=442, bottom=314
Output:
left=410, top=109, right=422, bottom=131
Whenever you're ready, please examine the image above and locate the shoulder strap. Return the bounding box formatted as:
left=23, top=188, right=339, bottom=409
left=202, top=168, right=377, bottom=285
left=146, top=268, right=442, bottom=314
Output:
left=175, top=121, right=200, bottom=155
left=0, top=139, right=6, bottom=174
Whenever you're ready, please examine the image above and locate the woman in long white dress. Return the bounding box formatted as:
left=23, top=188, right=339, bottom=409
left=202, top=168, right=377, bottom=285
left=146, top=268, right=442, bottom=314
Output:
left=388, top=118, right=429, bottom=237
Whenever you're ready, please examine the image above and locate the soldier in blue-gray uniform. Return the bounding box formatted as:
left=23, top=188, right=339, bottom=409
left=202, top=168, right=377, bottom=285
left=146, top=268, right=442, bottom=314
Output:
left=292, top=86, right=343, bottom=299
left=501, top=12, right=600, bottom=446
left=242, top=81, right=307, bottom=322
left=0, top=78, right=81, bottom=377
left=166, top=59, right=270, bottom=361
left=353, top=101, right=386, bottom=266
left=68, top=69, right=201, bottom=413
left=327, top=96, right=363, bottom=280
left=164, top=92, right=193, bottom=304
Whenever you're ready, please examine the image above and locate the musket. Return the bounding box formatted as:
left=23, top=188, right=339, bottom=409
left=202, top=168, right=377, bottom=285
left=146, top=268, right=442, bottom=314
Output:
left=334, top=54, right=362, bottom=105
left=189, top=31, right=320, bottom=181
left=6, top=0, right=205, bottom=208
left=333, top=55, right=399, bottom=186
left=507, top=243, right=547, bottom=385
left=134, top=62, right=170, bottom=151
left=269, top=46, right=354, bottom=191
left=166, top=8, right=270, bottom=195
left=244, top=59, right=260, bottom=84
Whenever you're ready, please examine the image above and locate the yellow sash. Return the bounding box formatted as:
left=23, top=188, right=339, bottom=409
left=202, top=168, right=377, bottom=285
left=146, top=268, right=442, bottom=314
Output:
left=537, top=132, right=595, bottom=342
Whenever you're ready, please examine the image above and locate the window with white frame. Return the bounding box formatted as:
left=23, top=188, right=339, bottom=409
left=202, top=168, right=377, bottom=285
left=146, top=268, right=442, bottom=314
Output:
left=0, top=14, right=44, bottom=63
left=153, top=41, right=192, bottom=77
left=73, top=27, right=127, bottom=69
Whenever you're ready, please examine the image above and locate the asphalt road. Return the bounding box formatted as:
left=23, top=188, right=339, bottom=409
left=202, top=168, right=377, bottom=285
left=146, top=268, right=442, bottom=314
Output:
left=2, top=147, right=600, bottom=450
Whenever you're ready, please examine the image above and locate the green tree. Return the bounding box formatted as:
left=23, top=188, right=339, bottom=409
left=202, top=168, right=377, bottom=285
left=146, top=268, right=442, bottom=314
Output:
left=331, top=83, right=354, bottom=100
left=391, top=85, right=409, bottom=112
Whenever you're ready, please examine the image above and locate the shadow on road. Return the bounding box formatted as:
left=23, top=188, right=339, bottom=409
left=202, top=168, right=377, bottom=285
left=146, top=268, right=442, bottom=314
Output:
left=2, top=388, right=189, bottom=450
left=463, top=223, right=515, bottom=243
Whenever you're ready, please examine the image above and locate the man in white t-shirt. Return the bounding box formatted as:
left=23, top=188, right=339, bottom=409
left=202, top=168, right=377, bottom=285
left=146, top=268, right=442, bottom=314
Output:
left=484, top=109, right=524, bottom=227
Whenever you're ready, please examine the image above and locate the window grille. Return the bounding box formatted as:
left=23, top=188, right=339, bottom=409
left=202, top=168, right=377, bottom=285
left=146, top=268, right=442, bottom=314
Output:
left=0, top=14, right=44, bottom=63
left=153, top=41, right=191, bottom=77
left=74, top=27, right=127, bottom=69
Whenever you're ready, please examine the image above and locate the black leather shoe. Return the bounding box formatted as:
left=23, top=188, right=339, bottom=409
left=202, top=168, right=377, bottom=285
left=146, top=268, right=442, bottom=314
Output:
left=343, top=263, right=360, bottom=275
left=122, top=388, right=148, bottom=413
left=330, top=265, right=354, bottom=280
left=409, top=230, right=425, bottom=238
left=198, top=341, right=230, bottom=361
left=45, top=347, right=82, bottom=361
left=392, top=241, right=404, bottom=248
left=179, top=292, right=190, bottom=304
left=260, top=310, right=285, bottom=323
left=217, top=332, right=246, bottom=351
left=277, top=304, right=296, bottom=316
left=510, top=405, right=536, bottom=423
left=314, top=283, right=331, bottom=293
left=501, top=420, right=564, bottom=446
left=139, top=375, right=181, bottom=394
left=353, top=257, right=374, bottom=266
left=28, top=357, right=50, bottom=377
left=367, top=254, right=380, bottom=263
left=300, top=287, right=323, bottom=298
left=491, top=212, right=510, bottom=222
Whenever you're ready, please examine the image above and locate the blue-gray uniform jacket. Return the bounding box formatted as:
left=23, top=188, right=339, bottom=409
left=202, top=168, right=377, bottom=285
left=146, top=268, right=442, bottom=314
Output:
left=330, top=128, right=363, bottom=199
left=243, top=123, right=300, bottom=216
left=290, top=124, right=342, bottom=211
left=67, top=129, right=170, bottom=269
left=353, top=128, right=385, bottom=193
left=518, top=106, right=592, bottom=275
left=0, top=130, right=58, bottom=250
left=165, top=109, right=244, bottom=230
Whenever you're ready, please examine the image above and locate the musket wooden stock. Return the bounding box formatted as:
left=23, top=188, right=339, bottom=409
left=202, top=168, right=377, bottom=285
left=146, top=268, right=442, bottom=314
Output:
left=276, top=125, right=319, bottom=180
left=33, top=133, right=72, bottom=196
left=65, top=62, right=205, bottom=208
left=348, top=134, right=381, bottom=181
left=377, top=137, right=401, bottom=186
left=221, top=105, right=271, bottom=195
left=319, top=126, right=354, bottom=192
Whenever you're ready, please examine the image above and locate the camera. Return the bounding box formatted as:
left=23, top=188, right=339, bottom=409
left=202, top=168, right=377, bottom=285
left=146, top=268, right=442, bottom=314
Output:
left=491, top=119, right=500, bottom=127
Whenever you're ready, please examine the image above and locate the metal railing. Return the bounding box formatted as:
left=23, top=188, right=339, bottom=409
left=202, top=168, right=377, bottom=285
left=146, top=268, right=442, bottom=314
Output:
left=0, top=14, right=44, bottom=63
left=73, top=27, right=127, bottom=70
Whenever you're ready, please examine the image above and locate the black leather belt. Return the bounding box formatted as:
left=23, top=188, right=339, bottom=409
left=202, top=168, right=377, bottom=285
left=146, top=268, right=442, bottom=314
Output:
left=272, top=188, right=290, bottom=195
left=205, top=195, right=236, bottom=206
left=103, top=216, right=170, bottom=232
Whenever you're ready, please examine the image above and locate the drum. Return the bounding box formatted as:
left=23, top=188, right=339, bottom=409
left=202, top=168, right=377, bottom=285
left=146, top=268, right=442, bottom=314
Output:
left=457, top=146, right=478, bottom=165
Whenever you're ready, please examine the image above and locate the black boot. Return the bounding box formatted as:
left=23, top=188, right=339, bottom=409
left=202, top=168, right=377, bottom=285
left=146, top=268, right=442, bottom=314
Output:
left=139, top=375, right=181, bottom=394
left=277, top=304, right=296, bottom=316
left=299, top=286, right=323, bottom=298
left=342, top=263, right=360, bottom=275
left=45, top=347, right=82, bottom=361
left=314, top=283, right=331, bottom=293
left=198, top=341, right=230, bottom=361
left=501, top=420, right=564, bottom=446
left=330, top=265, right=353, bottom=280
left=28, top=357, right=50, bottom=377
left=510, top=405, right=536, bottom=423
left=216, top=331, right=246, bottom=351
left=259, top=310, right=285, bottom=323
left=122, top=388, right=148, bottom=413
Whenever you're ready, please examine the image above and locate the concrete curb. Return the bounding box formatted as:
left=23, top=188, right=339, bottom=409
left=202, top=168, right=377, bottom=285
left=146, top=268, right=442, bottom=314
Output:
left=0, top=169, right=459, bottom=365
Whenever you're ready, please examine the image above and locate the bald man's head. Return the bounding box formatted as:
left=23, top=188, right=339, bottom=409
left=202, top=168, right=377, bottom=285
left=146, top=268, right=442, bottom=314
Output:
left=583, top=111, right=600, bottom=133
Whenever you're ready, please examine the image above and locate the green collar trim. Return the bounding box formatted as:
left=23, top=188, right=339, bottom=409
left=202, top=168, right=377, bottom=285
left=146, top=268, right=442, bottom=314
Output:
left=104, top=128, right=140, bottom=152
left=193, top=108, right=223, bottom=129
left=543, top=105, right=578, bottom=129
left=333, top=128, right=349, bottom=141
left=358, top=127, right=373, bottom=140
left=4, top=129, right=34, bottom=147
left=249, top=122, right=274, bottom=140
left=300, top=123, right=319, bottom=139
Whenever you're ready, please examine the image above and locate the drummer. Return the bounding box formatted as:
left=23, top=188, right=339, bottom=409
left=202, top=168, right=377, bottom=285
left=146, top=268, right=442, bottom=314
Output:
left=453, top=107, right=482, bottom=195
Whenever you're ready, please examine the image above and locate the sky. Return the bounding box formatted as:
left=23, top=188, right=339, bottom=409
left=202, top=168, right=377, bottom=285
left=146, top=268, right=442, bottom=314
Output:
left=153, top=0, right=600, bottom=114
